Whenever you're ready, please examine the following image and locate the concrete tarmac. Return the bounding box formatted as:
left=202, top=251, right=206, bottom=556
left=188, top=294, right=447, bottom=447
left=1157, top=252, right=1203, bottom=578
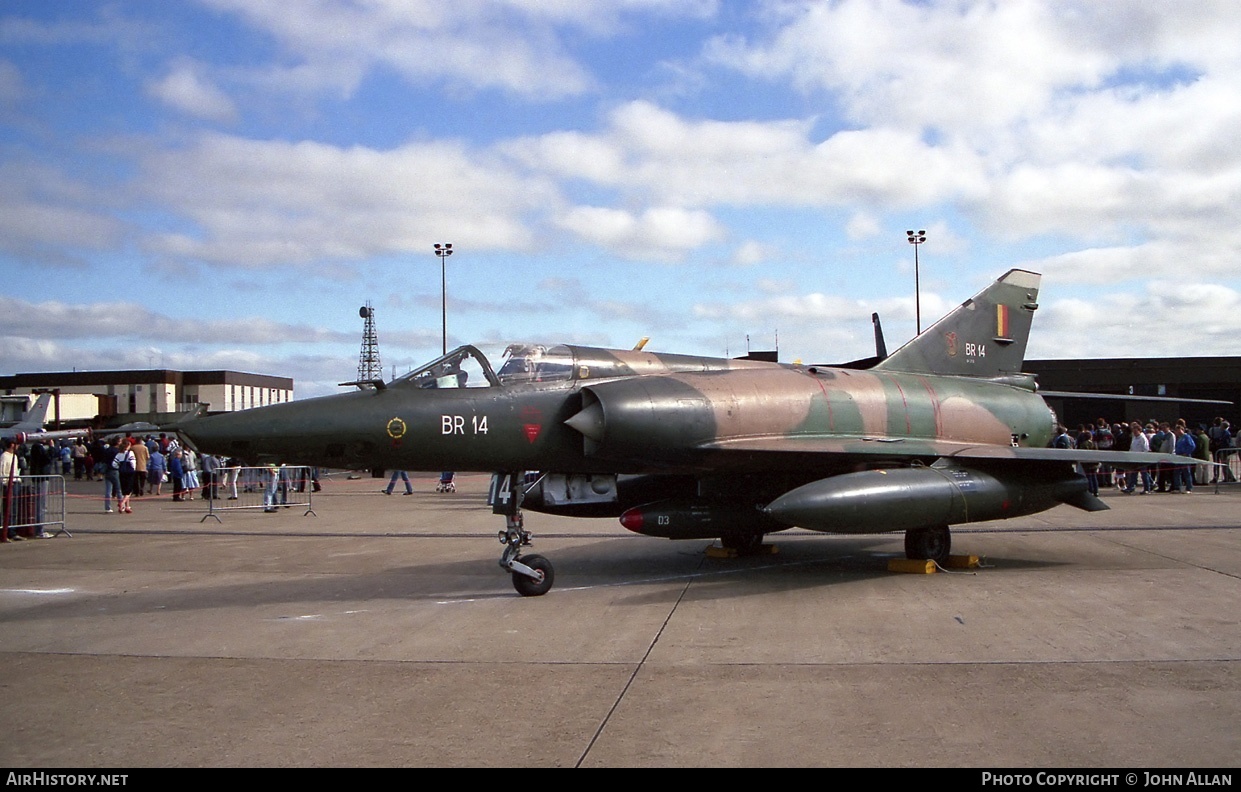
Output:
left=2, top=472, right=1239, bottom=767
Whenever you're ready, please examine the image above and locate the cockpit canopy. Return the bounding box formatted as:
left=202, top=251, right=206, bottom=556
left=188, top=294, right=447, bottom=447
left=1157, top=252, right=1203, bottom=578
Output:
left=495, top=344, right=575, bottom=385
left=391, top=345, right=500, bottom=389
left=389, top=344, right=576, bottom=390
left=387, top=341, right=762, bottom=391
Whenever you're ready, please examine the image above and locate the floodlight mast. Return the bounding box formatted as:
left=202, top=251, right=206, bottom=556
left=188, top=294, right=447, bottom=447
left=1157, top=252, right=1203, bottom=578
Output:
left=433, top=243, right=453, bottom=356
left=906, top=230, right=927, bottom=334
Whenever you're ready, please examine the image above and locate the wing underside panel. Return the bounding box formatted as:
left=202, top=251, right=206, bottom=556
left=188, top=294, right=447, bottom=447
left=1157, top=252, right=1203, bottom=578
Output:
left=698, top=436, right=1195, bottom=469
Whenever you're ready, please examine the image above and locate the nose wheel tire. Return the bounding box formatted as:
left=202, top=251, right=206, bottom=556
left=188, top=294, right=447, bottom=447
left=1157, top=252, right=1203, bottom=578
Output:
left=511, top=554, right=554, bottom=597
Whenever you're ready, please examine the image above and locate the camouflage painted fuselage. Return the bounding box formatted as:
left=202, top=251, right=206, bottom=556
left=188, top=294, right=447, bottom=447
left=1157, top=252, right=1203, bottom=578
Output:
left=178, top=348, right=1055, bottom=478
left=569, top=365, right=1056, bottom=472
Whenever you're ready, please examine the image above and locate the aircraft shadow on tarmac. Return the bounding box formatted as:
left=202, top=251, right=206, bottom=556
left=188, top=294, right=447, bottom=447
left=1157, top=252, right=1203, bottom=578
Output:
left=0, top=533, right=1072, bottom=623
left=317, top=493, right=492, bottom=513
left=555, top=533, right=1072, bottom=605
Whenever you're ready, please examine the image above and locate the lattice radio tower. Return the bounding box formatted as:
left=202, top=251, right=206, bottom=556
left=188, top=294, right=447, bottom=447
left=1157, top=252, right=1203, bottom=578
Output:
left=357, top=301, right=382, bottom=386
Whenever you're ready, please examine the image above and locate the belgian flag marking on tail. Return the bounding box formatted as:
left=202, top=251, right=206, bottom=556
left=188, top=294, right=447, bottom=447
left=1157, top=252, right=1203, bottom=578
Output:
left=996, top=303, right=1010, bottom=339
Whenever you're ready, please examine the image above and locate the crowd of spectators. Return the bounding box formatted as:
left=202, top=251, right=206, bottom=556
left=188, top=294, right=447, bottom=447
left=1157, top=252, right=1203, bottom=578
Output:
left=1051, top=416, right=1237, bottom=495
left=1, top=432, right=203, bottom=524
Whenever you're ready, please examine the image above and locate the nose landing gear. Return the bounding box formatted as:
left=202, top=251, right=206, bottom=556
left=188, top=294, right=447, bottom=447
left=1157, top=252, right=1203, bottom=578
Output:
left=492, top=472, right=556, bottom=596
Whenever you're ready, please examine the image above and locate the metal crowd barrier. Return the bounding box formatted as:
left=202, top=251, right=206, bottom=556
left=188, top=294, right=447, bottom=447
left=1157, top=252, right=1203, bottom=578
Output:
left=1213, top=448, right=1241, bottom=491
left=2, top=474, right=68, bottom=539
left=200, top=466, right=317, bottom=523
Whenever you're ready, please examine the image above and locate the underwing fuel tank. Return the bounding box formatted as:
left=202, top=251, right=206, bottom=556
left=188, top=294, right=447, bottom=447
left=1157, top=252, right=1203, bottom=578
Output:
left=763, top=465, right=1093, bottom=534
left=619, top=498, right=787, bottom=540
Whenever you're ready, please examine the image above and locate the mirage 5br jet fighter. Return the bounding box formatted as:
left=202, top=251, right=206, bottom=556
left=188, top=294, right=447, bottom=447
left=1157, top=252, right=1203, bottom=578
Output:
left=177, top=270, right=1195, bottom=596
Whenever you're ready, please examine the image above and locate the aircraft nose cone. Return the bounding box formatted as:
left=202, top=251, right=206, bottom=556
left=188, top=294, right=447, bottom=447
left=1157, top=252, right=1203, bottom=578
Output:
left=564, top=401, right=605, bottom=442
left=175, top=411, right=248, bottom=455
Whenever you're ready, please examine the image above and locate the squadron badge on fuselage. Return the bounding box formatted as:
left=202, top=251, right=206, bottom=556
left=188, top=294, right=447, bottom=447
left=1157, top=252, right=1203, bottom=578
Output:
left=387, top=417, right=407, bottom=446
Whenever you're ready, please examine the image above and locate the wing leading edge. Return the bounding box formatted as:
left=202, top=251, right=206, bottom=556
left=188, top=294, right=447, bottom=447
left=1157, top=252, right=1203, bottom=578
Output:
left=699, top=435, right=1195, bottom=470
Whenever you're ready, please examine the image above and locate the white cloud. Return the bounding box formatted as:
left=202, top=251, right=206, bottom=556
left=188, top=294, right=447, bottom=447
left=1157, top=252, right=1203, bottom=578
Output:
left=500, top=0, right=718, bottom=30
left=0, top=335, right=357, bottom=398
left=1027, top=237, right=1241, bottom=287
left=706, top=2, right=1087, bottom=130
left=703, top=1, right=1241, bottom=251
left=506, top=100, right=987, bottom=209
left=730, top=239, right=770, bottom=266
left=199, top=0, right=718, bottom=101
left=0, top=194, right=121, bottom=256
left=1030, top=281, right=1241, bottom=358
left=147, top=62, right=237, bottom=123
left=0, top=296, right=355, bottom=346
left=556, top=205, right=725, bottom=261
left=844, top=212, right=880, bottom=241
left=193, top=1, right=581, bottom=99
left=137, top=133, right=558, bottom=268
left=0, top=296, right=375, bottom=397
left=0, top=337, right=61, bottom=371
left=702, top=0, right=1241, bottom=135
left=694, top=289, right=945, bottom=325
left=691, top=286, right=956, bottom=364
left=0, top=161, right=126, bottom=265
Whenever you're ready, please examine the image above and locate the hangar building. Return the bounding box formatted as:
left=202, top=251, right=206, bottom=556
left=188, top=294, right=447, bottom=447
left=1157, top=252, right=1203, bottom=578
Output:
left=0, top=369, right=294, bottom=427
left=1025, top=357, right=1240, bottom=430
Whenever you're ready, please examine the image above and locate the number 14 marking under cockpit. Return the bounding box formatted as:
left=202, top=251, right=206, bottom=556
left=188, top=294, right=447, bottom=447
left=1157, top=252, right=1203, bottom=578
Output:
left=442, top=415, right=488, bottom=435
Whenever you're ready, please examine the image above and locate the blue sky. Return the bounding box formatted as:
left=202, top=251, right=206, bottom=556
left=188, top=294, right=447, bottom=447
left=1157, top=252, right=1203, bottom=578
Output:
left=2, top=1, right=1240, bottom=398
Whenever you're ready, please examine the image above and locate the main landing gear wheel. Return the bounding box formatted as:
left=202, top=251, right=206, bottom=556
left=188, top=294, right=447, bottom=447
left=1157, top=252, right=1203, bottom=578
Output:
left=721, top=532, right=764, bottom=555
left=905, top=525, right=951, bottom=563
left=511, top=554, right=554, bottom=597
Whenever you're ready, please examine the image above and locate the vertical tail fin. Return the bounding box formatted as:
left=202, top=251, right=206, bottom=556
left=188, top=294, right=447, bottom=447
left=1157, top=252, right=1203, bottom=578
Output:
left=17, top=393, right=51, bottom=430
left=871, top=312, right=887, bottom=359
left=874, top=269, right=1041, bottom=378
